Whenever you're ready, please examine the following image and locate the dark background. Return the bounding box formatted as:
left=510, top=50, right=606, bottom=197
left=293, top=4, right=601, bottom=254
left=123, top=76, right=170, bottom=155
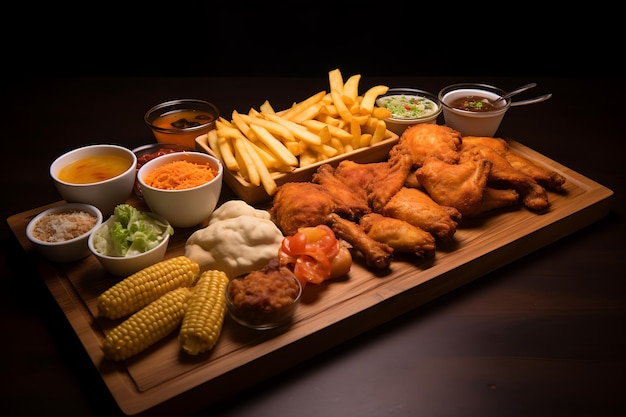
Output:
left=4, top=2, right=622, bottom=79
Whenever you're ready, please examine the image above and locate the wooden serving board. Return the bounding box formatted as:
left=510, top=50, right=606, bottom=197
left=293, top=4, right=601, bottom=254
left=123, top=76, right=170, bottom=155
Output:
left=6, top=139, right=613, bottom=416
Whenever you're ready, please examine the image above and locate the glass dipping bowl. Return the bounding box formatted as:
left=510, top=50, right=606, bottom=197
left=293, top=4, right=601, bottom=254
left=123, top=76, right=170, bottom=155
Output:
left=144, top=99, right=220, bottom=148
left=225, top=265, right=303, bottom=330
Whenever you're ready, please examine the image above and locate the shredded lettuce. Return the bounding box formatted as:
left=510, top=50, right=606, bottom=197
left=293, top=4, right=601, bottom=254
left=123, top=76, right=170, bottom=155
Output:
left=94, top=204, right=174, bottom=257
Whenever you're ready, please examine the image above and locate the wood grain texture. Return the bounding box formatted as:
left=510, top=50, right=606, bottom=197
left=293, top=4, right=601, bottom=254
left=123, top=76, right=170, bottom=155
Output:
left=6, top=139, right=613, bottom=416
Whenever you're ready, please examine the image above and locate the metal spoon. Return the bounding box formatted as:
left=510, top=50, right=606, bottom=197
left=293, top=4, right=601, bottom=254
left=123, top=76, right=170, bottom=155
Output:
left=510, top=93, right=552, bottom=107
left=492, top=82, right=537, bottom=105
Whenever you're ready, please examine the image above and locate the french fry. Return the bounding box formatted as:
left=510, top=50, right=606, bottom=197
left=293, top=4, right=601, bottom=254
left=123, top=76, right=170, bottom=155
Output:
left=217, top=134, right=238, bottom=171
left=360, top=133, right=373, bottom=148
left=259, top=100, right=275, bottom=114
left=263, top=113, right=322, bottom=146
left=370, top=119, right=387, bottom=145
left=240, top=137, right=277, bottom=195
left=300, top=119, right=352, bottom=142
left=342, top=74, right=361, bottom=105
left=307, top=142, right=338, bottom=159
left=298, top=148, right=318, bottom=167
left=206, top=130, right=222, bottom=160
left=249, top=124, right=299, bottom=167
left=350, top=118, right=362, bottom=149
left=329, top=137, right=345, bottom=154
left=360, top=85, right=389, bottom=115
left=281, top=90, right=326, bottom=122
left=233, top=137, right=260, bottom=186
left=331, top=89, right=353, bottom=123
left=217, top=116, right=233, bottom=127
left=238, top=113, right=296, bottom=142
left=314, top=113, right=341, bottom=127
left=217, top=125, right=249, bottom=142
left=284, top=141, right=306, bottom=156
left=231, top=110, right=257, bottom=141
left=372, top=106, right=392, bottom=119
left=288, top=101, right=324, bottom=124
left=317, top=125, right=331, bottom=144
left=244, top=140, right=278, bottom=168
left=328, top=68, right=344, bottom=94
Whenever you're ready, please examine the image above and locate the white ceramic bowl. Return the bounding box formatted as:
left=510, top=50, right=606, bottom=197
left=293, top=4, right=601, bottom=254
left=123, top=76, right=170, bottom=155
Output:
left=26, top=203, right=103, bottom=263
left=137, top=151, right=223, bottom=228
left=50, top=144, right=137, bottom=216
left=376, top=88, right=442, bottom=136
left=438, top=83, right=512, bottom=137
left=88, top=213, right=171, bottom=277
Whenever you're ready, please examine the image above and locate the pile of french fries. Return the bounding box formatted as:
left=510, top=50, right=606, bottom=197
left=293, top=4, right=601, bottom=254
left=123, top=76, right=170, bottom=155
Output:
left=206, top=68, right=393, bottom=196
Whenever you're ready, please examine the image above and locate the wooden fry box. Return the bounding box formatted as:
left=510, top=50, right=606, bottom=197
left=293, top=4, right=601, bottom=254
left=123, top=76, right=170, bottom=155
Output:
left=195, top=129, right=399, bottom=206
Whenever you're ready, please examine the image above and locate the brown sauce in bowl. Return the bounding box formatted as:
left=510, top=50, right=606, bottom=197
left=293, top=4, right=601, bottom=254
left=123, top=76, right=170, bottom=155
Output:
left=449, top=95, right=496, bottom=112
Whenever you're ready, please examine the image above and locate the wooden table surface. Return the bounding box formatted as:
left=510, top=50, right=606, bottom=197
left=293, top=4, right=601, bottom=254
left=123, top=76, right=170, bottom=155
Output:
left=2, top=74, right=624, bottom=417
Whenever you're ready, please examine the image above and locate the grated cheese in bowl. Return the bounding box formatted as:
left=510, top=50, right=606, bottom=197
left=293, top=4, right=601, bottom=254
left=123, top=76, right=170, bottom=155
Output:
left=31, top=210, right=98, bottom=242
left=26, top=203, right=103, bottom=263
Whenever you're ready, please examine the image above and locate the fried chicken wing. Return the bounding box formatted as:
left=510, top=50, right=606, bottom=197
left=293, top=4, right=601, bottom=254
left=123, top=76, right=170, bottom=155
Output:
left=504, top=150, right=566, bottom=191
left=462, top=135, right=566, bottom=191
left=415, top=155, right=491, bottom=217
left=327, top=213, right=393, bottom=270
left=391, top=123, right=462, bottom=167
left=459, top=144, right=549, bottom=211
left=359, top=213, right=436, bottom=258
left=415, top=152, right=521, bottom=217
left=331, top=148, right=413, bottom=212
left=461, top=136, right=510, bottom=154
left=381, top=187, right=461, bottom=242
left=312, top=164, right=371, bottom=218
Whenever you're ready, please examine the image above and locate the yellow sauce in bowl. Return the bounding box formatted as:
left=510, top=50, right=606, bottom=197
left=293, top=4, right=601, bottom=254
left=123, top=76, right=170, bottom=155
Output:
left=58, top=155, right=132, bottom=184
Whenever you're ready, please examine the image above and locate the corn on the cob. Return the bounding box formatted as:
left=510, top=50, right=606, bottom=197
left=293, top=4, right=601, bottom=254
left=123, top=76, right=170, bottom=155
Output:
left=97, top=256, right=200, bottom=320
left=179, top=270, right=229, bottom=355
left=101, top=286, right=193, bottom=361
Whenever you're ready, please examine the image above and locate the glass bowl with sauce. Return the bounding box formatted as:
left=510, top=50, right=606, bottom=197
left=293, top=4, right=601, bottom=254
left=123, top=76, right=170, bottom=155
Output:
left=438, top=83, right=512, bottom=137
left=144, top=99, right=220, bottom=148
left=49, top=144, right=137, bottom=216
left=376, top=88, right=442, bottom=136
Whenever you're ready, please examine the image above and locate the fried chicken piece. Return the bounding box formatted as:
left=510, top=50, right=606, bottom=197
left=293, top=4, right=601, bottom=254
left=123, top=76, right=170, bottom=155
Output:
left=359, top=213, right=436, bottom=258
left=271, top=182, right=337, bottom=236
left=327, top=213, right=393, bottom=270
left=391, top=123, right=462, bottom=167
left=380, top=187, right=461, bottom=242
left=413, top=152, right=521, bottom=217
left=479, top=187, right=520, bottom=214
left=462, top=136, right=566, bottom=191
left=415, top=155, right=492, bottom=217
left=404, top=169, right=422, bottom=189
left=461, top=136, right=510, bottom=154
left=459, top=145, right=549, bottom=211
left=331, top=149, right=413, bottom=212
left=504, top=150, right=566, bottom=191
left=312, top=164, right=371, bottom=218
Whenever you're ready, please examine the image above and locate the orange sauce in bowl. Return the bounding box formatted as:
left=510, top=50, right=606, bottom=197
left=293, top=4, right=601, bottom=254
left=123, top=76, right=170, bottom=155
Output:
left=153, top=109, right=216, bottom=130
left=58, top=155, right=131, bottom=184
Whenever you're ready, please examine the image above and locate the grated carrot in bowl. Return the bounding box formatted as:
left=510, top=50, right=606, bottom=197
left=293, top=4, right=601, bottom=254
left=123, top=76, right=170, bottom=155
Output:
left=143, top=160, right=217, bottom=190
